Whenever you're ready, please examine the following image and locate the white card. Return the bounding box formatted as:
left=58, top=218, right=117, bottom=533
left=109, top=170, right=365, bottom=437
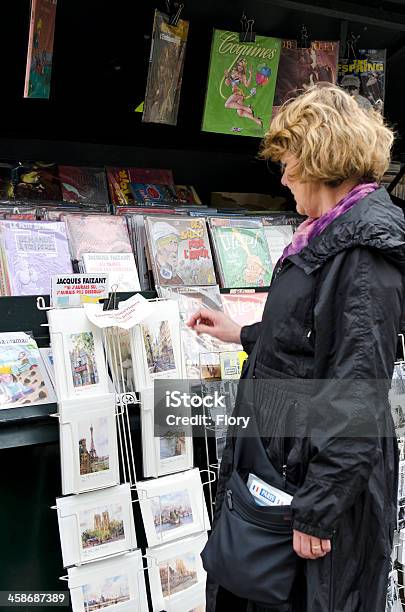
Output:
left=68, top=550, right=148, bottom=612
left=47, top=307, right=110, bottom=402
left=138, top=468, right=210, bottom=547
left=56, top=483, right=136, bottom=567
left=59, top=394, right=120, bottom=495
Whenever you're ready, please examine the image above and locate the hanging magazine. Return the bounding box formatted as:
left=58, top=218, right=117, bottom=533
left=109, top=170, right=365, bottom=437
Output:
left=338, top=50, right=386, bottom=113
left=202, top=29, right=281, bottom=137
left=145, top=216, right=216, bottom=287
left=208, top=217, right=272, bottom=288
left=24, top=0, right=57, bottom=99
left=143, top=10, right=189, bottom=126
left=273, top=40, right=339, bottom=117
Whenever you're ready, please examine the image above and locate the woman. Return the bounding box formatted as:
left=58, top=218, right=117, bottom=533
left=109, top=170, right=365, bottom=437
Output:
left=188, top=84, right=405, bottom=611
left=224, top=58, right=263, bottom=128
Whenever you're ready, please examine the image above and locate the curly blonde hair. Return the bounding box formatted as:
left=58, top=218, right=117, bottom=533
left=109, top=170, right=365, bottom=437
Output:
left=261, top=83, right=394, bottom=186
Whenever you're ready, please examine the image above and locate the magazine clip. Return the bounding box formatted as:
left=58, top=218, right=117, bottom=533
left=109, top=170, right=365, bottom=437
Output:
left=239, top=10, right=256, bottom=43
left=297, top=24, right=311, bottom=50
left=346, top=32, right=360, bottom=60
left=102, top=284, right=119, bottom=311
left=165, top=0, right=184, bottom=26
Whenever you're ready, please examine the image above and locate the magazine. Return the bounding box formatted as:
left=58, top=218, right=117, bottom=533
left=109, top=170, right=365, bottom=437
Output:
left=106, top=167, right=174, bottom=205
left=143, top=10, right=189, bottom=126
left=262, top=220, right=294, bottom=269
left=24, top=0, right=57, bottom=99
left=58, top=166, right=109, bottom=207
left=10, top=161, right=62, bottom=201
left=338, top=50, right=386, bottom=113
left=0, top=332, right=55, bottom=409
left=273, top=40, right=339, bottom=117
left=130, top=183, right=178, bottom=205
left=63, top=214, right=132, bottom=260
left=221, top=292, right=267, bottom=327
left=202, top=29, right=281, bottom=137
left=0, top=220, right=72, bottom=296
left=208, top=217, right=272, bottom=288
left=146, top=216, right=216, bottom=287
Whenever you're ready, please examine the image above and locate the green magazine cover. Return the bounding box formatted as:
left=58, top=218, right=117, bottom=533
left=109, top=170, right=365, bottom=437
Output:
left=202, top=30, right=281, bottom=138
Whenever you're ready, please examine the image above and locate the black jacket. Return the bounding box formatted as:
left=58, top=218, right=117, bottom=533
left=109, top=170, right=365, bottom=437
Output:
left=207, top=188, right=405, bottom=612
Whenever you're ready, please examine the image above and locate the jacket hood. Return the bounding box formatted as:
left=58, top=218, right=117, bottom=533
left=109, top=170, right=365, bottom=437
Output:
left=289, top=187, right=405, bottom=274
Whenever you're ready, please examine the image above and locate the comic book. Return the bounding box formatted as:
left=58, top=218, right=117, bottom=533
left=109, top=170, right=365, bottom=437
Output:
left=145, top=216, right=216, bottom=287
left=202, top=29, right=281, bottom=137
left=106, top=168, right=174, bottom=205
left=0, top=162, right=14, bottom=200
left=24, top=0, right=57, bottom=99
left=130, top=183, right=178, bottom=205
left=208, top=217, right=272, bottom=288
left=0, top=332, right=55, bottom=409
left=58, top=166, right=109, bottom=207
left=81, top=252, right=141, bottom=292
left=221, top=292, right=267, bottom=327
left=174, top=186, right=202, bottom=205
left=272, top=40, right=339, bottom=117
left=338, top=50, right=386, bottom=113
left=0, top=220, right=72, bottom=296
left=10, top=162, right=62, bottom=201
left=63, top=214, right=132, bottom=260
left=143, top=10, right=189, bottom=126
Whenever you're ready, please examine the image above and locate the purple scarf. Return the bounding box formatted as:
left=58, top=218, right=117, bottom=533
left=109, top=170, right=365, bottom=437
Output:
left=281, top=182, right=379, bottom=262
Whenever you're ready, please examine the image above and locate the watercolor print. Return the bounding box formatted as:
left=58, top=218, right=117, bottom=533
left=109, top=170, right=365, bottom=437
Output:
left=68, top=332, right=99, bottom=388
left=159, top=552, right=198, bottom=598
left=81, top=574, right=130, bottom=610
left=142, top=320, right=176, bottom=374
left=160, top=430, right=186, bottom=460
left=80, top=504, right=125, bottom=551
left=200, top=353, right=221, bottom=381
left=78, top=416, right=110, bottom=476
left=151, top=489, right=194, bottom=537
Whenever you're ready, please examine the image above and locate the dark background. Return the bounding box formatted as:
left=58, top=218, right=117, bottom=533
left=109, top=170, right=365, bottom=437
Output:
left=1, top=0, right=405, bottom=203
left=1, top=0, right=405, bottom=605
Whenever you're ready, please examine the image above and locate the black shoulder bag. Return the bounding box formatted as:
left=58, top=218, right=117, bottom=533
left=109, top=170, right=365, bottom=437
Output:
left=201, top=339, right=300, bottom=611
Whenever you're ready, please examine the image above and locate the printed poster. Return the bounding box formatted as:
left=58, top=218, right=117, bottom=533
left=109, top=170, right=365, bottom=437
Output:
left=24, top=0, right=57, bottom=99
left=202, top=29, right=281, bottom=137
left=338, top=50, right=386, bottom=113
left=273, top=40, right=339, bottom=116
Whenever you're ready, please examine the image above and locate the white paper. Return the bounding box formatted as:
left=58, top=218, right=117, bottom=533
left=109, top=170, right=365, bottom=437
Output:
left=84, top=294, right=153, bottom=330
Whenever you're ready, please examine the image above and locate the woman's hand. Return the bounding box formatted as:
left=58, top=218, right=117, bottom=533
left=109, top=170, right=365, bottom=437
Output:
left=293, top=529, right=331, bottom=560
left=187, top=308, right=242, bottom=345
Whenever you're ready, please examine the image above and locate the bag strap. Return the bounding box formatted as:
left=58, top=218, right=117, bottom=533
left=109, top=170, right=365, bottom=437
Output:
left=230, top=335, right=261, bottom=471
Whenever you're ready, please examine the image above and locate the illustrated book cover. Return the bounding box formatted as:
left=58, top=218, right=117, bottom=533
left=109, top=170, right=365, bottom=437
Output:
left=208, top=217, right=272, bottom=288
left=106, top=167, right=174, bottom=205
left=221, top=291, right=267, bottom=327
left=338, top=49, right=386, bottom=113
left=0, top=220, right=72, bottom=296
left=202, top=29, right=281, bottom=137
left=0, top=332, right=55, bottom=409
left=63, top=214, right=132, bottom=260
left=58, top=166, right=110, bottom=207
left=81, top=252, right=141, bottom=293
left=272, top=40, right=339, bottom=117
left=10, top=162, right=62, bottom=201
left=145, top=216, right=216, bottom=287
left=130, top=183, right=178, bottom=205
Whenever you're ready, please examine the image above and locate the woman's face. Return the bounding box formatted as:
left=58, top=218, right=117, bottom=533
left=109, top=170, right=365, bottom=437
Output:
left=280, top=154, right=320, bottom=217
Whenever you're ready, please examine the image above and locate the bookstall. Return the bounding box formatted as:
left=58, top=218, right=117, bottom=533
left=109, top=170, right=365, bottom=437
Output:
left=1, top=1, right=405, bottom=611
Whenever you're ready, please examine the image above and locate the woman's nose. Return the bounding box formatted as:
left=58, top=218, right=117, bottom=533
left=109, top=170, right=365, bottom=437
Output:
left=281, top=172, right=288, bottom=187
